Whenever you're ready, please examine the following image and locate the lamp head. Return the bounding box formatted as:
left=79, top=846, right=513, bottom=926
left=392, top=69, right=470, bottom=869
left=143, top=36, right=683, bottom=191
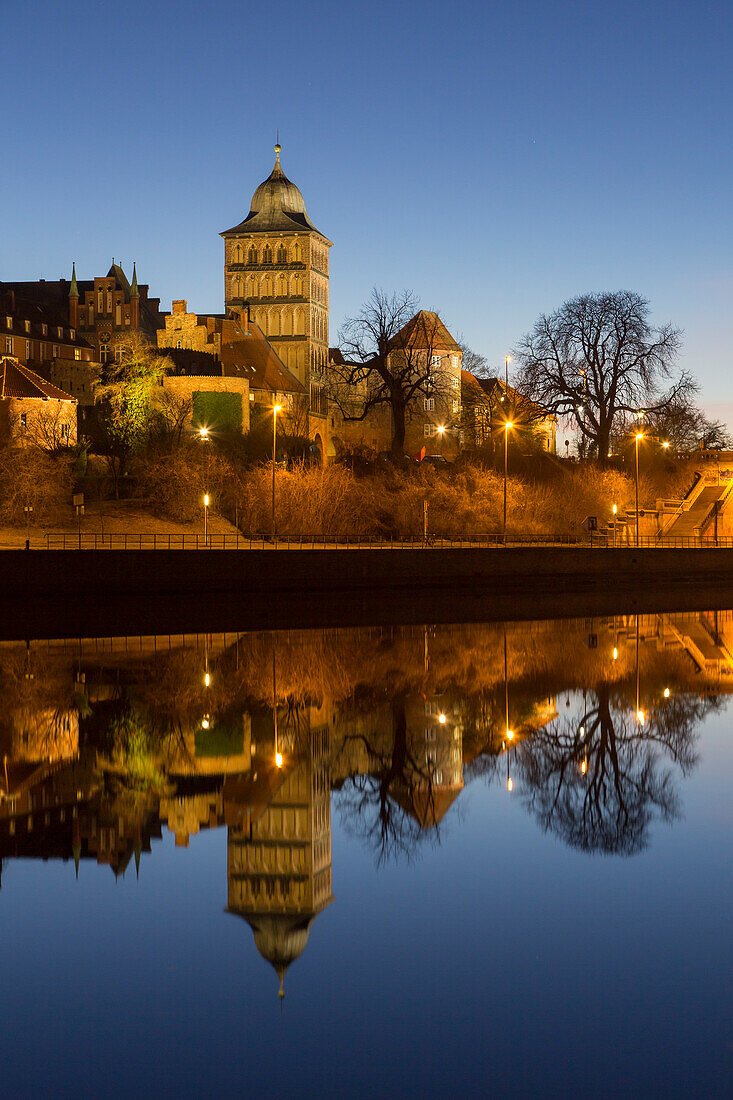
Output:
left=204, top=493, right=210, bottom=507
left=273, top=404, right=282, bottom=414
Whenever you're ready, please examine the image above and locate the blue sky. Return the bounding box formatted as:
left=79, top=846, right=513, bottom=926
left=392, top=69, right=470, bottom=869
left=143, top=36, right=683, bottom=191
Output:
left=3, top=0, right=731, bottom=415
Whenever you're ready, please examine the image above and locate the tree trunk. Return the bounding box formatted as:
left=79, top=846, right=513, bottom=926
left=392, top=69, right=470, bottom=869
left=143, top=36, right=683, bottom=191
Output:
left=391, top=398, right=406, bottom=456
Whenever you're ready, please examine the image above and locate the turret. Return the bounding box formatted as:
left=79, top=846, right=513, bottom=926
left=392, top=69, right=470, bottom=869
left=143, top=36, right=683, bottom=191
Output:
left=130, top=262, right=139, bottom=327
left=69, top=262, right=79, bottom=328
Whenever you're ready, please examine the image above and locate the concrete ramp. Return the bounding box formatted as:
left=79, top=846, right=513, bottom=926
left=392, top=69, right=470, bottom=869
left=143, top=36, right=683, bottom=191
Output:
left=664, top=484, right=730, bottom=537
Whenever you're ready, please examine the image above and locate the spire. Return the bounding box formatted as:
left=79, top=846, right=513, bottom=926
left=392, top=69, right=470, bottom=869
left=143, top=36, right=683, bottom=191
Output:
left=73, top=840, right=81, bottom=879
left=69, top=262, right=78, bottom=298
left=135, top=843, right=141, bottom=879
left=275, top=130, right=281, bottom=162
left=130, top=262, right=139, bottom=297
left=278, top=966, right=285, bottom=1004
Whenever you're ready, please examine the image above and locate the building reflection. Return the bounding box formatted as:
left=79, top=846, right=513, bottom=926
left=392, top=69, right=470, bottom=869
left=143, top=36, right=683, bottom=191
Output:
left=0, top=611, right=730, bottom=984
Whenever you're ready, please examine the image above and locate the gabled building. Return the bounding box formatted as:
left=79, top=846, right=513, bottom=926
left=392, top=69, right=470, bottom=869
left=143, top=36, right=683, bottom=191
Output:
left=0, top=357, right=77, bottom=446
left=461, top=372, right=556, bottom=455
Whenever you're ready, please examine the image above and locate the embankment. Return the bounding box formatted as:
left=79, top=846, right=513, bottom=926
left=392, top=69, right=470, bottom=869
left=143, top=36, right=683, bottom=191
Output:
left=3, top=546, right=733, bottom=639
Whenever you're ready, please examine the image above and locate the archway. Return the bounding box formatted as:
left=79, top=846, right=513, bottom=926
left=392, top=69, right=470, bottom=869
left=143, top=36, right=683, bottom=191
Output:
left=313, top=433, right=324, bottom=466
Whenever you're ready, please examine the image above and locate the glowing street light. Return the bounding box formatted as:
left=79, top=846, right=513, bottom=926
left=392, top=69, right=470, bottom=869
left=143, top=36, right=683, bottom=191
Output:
left=204, top=671, right=210, bottom=688
left=203, top=492, right=210, bottom=544
left=507, top=729, right=514, bottom=741
left=199, top=426, right=210, bottom=440
left=275, top=751, right=283, bottom=768
left=507, top=777, right=514, bottom=792
left=503, top=422, right=513, bottom=545
left=663, top=687, right=670, bottom=698
left=437, top=424, right=445, bottom=456
left=612, top=502, right=618, bottom=547
left=635, top=433, right=644, bottom=547
left=272, top=404, right=282, bottom=539
left=438, top=712, right=447, bottom=724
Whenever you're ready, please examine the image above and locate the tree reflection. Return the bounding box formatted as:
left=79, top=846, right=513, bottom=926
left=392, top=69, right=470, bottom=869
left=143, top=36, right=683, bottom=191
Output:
left=336, top=695, right=444, bottom=866
left=516, top=683, right=717, bottom=855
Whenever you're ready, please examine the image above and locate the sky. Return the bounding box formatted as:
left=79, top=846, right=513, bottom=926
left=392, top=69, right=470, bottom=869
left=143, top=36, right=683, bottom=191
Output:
left=2, top=0, right=732, bottom=417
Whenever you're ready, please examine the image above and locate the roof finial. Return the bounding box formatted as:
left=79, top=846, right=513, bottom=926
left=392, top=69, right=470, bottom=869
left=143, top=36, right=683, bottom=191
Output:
left=69, top=262, right=79, bottom=298
left=274, top=130, right=281, bottom=161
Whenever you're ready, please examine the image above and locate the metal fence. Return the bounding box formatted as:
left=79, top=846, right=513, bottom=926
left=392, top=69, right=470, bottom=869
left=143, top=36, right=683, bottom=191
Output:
left=35, top=531, right=733, bottom=550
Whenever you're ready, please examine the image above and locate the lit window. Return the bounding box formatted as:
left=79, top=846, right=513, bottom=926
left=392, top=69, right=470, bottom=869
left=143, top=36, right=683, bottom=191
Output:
left=4, top=337, right=11, bottom=353
left=277, top=245, right=287, bottom=263
left=26, top=340, right=31, bottom=357
left=5, top=316, right=11, bottom=328
left=42, top=323, right=47, bottom=336
left=24, top=320, right=30, bottom=333
left=431, top=354, right=441, bottom=369
left=176, top=340, right=182, bottom=349
left=424, top=397, right=435, bottom=411
left=69, top=328, right=75, bottom=339
left=52, top=344, right=59, bottom=357
left=453, top=399, right=459, bottom=413
left=20, top=413, right=27, bottom=428
left=424, top=423, right=433, bottom=437
left=74, top=348, right=81, bottom=361
left=452, top=376, right=459, bottom=389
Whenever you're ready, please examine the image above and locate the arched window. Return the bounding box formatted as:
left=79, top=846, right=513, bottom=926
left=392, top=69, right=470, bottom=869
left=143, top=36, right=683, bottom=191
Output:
left=248, top=276, right=257, bottom=298
left=279, top=274, right=287, bottom=296
left=234, top=244, right=242, bottom=263
left=293, top=242, right=301, bottom=262
left=248, top=246, right=258, bottom=264
left=263, top=276, right=272, bottom=297
left=277, top=245, right=287, bottom=263
left=263, top=245, right=273, bottom=264
left=293, top=274, right=300, bottom=296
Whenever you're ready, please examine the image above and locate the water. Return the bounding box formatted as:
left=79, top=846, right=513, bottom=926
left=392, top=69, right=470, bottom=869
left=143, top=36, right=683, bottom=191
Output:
left=1, top=613, right=732, bottom=1098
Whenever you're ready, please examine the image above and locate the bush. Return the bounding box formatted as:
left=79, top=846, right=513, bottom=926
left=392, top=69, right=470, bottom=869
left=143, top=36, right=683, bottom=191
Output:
left=0, top=446, right=73, bottom=526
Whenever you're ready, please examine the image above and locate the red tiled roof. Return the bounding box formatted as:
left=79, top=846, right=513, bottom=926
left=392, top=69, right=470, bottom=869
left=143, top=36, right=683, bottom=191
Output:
left=221, top=322, right=306, bottom=396
left=0, top=358, right=75, bottom=401
left=390, top=310, right=462, bottom=354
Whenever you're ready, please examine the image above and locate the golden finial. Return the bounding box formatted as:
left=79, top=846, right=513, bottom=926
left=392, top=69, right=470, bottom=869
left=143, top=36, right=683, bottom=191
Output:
left=275, top=130, right=281, bottom=161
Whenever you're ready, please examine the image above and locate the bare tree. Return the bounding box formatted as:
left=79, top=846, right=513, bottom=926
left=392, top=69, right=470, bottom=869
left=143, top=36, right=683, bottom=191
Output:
left=156, top=391, right=194, bottom=448
left=457, top=340, right=489, bottom=378
left=642, top=399, right=732, bottom=454
left=24, top=402, right=76, bottom=455
left=330, top=289, right=457, bottom=456
left=514, top=291, right=691, bottom=460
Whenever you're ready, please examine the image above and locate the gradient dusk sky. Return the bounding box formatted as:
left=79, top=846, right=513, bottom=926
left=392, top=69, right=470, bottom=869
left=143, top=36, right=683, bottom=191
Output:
left=3, top=0, right=732, bottom=416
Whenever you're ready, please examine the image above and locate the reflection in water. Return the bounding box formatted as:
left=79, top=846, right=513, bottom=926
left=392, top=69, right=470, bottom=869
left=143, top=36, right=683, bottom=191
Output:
left=0, top=611, right=729, bottom=994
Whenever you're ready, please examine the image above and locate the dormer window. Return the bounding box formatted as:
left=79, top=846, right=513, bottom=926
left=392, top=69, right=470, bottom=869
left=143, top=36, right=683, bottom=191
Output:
left=69, top=328, right=75, bottom=340
left=42, top=324, right=48, bottom=336
left=57, top=326, right=63, bottom=338
left=24, top=320, right=31, bottom=333
left=5, top=316, right=11, bottom=328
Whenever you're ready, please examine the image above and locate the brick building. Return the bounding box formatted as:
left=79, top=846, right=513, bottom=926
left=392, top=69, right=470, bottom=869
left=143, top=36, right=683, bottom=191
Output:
left=221, top=144, right=331, bottom=433
left=0, top=357, right=77, bottom=446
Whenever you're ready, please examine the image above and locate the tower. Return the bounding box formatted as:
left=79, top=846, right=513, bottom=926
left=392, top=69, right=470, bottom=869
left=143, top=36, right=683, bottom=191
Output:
left=220, top=144, right=332, bottom=419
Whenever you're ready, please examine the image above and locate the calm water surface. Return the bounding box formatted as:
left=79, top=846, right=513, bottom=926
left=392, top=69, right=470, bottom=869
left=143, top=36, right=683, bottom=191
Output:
left=1, top=613, right=732, bottom=1098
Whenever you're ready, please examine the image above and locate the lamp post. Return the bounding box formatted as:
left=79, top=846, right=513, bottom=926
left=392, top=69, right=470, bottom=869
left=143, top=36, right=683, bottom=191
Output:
left=272, top=404, right=282, bottom=540
left=503, top=422, right=513, bottom=545
left=612, top=503, right=617, bottom=547
left=203, top=493, right=210, bottom=545
left=635, top=433, right=643, bottom=548
left=437, top=424, right=445, bottom=456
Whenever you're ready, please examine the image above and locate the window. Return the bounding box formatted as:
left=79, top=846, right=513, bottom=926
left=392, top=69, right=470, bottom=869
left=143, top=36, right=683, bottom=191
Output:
left=277, top=245, right=287, bottom=263
left=98, top=291, right=103, bottom=313
left=452, top=376, right=459, bottom=389
left=248, top=246, right=258, bottom=263
left=57, top=326, right=63, bottom=338
left=263, top=245, right=273, bottom=264
left=74, top=348, right=81, bottom=361
left=69, top=328, right=75, bottom=339
left=26, top=340, right=31, bottom=357
left=106, top=292, right=112, bottom=313
left=115, top=305, right=121, bottom=324
left=424, top=423, right=432, bottom=437
left=176, top=340, right=182, bottom=349
left=89, top=305, right=94, bottom=322
left=451, top=355, right=459, bottom=369
left=431, top=354, right=441, bottom=369
left=4, top=337, right=11, bottom=353
left=20, top=413, right=27, bottom=428
left=41, top=343, right=47, bottom=359
left=100, top=345, right=110, bottom=362
left=61, top=423, right=70, bottom=440
left=24, top=319, right=31, bottom=333
left=52, top=344, right=59, bottom=357
left=424, top=397, right=435, bottom=411
left=5, top=316, right=11, bottom=328
left=41, top=324, right=47, bottom=336
left=452, top=399, right=459, bottom=413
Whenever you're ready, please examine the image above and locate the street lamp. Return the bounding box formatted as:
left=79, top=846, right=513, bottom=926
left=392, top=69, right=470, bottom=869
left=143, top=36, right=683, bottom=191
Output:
left=437, top=424, right=445, bottom=456
left=203, top=492, right=210, bottom=544
left=272, top=404, right=282, bottom=540
left=612, top=503, right=617, bottom=547
left=635, top=433, right=643, bottom=547
left=199, top=426, right=209, bottom=441
left=503, top=422, right=513, bottom=544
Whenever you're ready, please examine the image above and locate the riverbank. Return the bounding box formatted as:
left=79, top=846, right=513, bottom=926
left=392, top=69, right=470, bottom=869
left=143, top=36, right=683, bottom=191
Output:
left=4, top=546, right=733, bottom=639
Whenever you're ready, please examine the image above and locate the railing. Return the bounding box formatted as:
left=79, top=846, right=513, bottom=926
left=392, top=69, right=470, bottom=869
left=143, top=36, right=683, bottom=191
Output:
left=31, top=532, right=733, bottom=550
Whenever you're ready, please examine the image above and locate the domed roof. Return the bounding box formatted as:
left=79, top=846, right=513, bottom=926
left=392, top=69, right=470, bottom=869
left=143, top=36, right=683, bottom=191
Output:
left=247, top=913, right=315, bottom=999
left=221, top=145, right=330, bottom=239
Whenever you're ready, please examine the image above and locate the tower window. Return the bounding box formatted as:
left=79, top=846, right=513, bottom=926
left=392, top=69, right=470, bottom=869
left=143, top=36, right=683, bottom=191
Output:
left=248, top=246, right=258, bottom=263
left=277, top=245, right=287, bottom=263
left=263, top=245, right=273, bottom=264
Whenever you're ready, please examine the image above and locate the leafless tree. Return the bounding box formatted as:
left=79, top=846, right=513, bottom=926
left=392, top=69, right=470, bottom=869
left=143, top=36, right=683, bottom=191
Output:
left=24, top=402, right=76, bottom=455
left=330, top=289, right=457, bottom=456
left=157, top=391, right=194, bottom=447
left=457, top=340, right=489, bottom=378
left=514, top=291, right=692, bottom=461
